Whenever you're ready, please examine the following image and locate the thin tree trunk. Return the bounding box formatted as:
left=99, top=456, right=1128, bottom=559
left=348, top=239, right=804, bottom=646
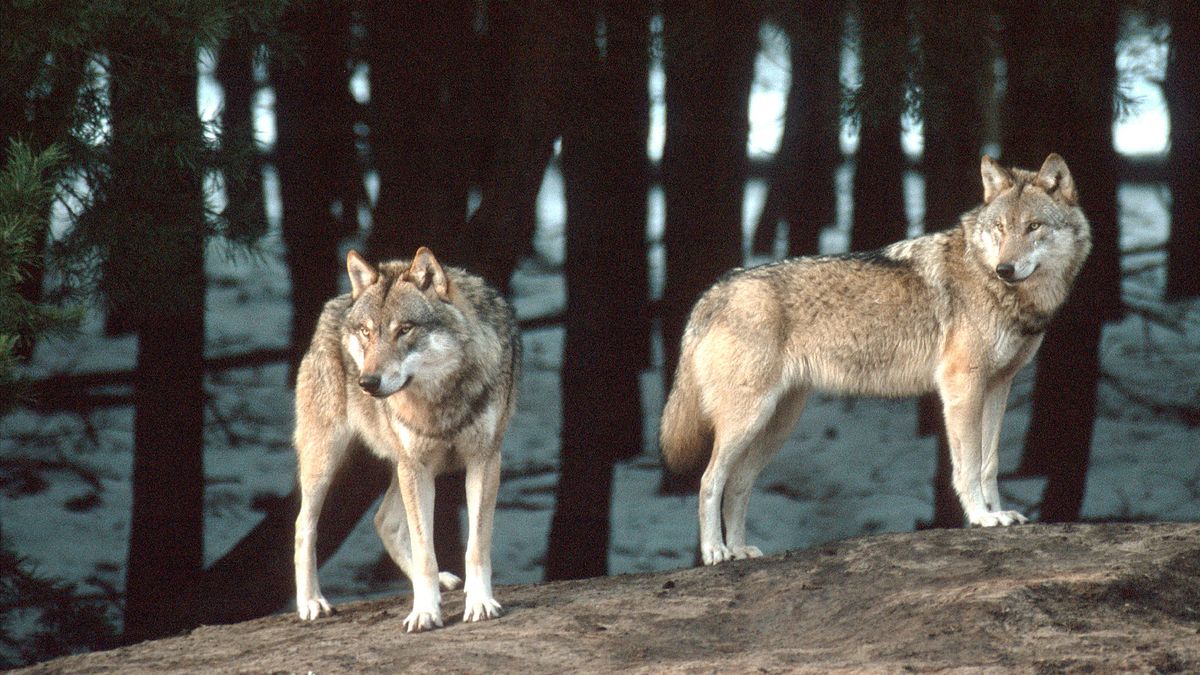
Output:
left=546, top=1, right=651, bottom=581
left=848, top=1, right=910, bottom=253
left=1165, top=2, right=1200, bottom=300
left=215, top=35, right=265, bottom=236
left=658, top=0, right=759, bottom=494
left=1001, top=2, right=1121, bottom=521
left=753, top=1, right=844, bottom=258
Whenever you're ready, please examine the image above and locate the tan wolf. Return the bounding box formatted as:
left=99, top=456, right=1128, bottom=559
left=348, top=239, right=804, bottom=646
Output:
left=661, top=153, right=1091, bottom=564
left=293, top=247, right=520, bottom=631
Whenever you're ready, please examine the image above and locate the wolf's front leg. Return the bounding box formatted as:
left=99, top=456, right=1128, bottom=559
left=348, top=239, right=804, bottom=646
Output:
left=463, top=450, right=503, bottom=622
left=294, top=428, right=351, bottom=620
left=939, top=371, right=1003, bottom=526
left=979, top=378, right=1027, bottom=525
left=397, top=463, right=443, bottom=632
left=295, top=495, right=332, bottom=620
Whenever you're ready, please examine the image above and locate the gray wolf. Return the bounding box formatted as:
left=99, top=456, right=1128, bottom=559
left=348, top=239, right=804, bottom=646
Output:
left=293, top=247, right=520, bottom=631
left=660, top=153, right=1091, bottom=564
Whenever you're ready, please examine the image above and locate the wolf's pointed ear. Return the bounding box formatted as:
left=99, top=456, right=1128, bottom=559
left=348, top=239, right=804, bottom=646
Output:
left=980, top=155, right=1013, bottom=204
left=347, top=250, right=379, bottom=300
left=404, top=247, right=451, bottom=299
left=1035, top=153, right=1078, bottom=205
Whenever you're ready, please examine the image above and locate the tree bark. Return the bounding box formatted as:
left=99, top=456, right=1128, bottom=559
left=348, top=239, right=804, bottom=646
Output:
left=454, top=0, right=566, bottom=293
left=1165, top=1, right=1200, bottom=300
left=215, top=35, right=265, bottom=239
left=273, top=2, right=360, bottom=378
left=363, top=0, right=476, bottom=261
left=110, top=36, right=208, bottom=643
left=753, top=1, right=844, bottom=258
left=848, top=1, right=911, bottom=253
left=1000, top=2, right=1121, bottom=521
left=546, top=0, right=651, bottom=581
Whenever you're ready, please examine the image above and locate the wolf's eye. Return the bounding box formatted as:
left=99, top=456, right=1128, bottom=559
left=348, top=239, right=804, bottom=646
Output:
left=1027, top=221, right=1043, bottom=232
left=395, top=323, right=414, bottom=338
left=358, top=325, right=370, bottom=339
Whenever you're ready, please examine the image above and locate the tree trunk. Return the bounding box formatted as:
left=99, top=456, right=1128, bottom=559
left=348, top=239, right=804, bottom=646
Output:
left=753, top=1, right=844, bottom=258
left=363, top=0, right=475, bottom=261
left=917, top=0, right=992, bottom=528
left=1000, top=2, right=1121, bottom=521
left=1165, top=1, right=1200, bottom=300
left=112, top=38, right=208, bottom=644
left=848, top=1, right=911, bottom=253
left=659, top=0, right=759, bottom=389
left=546, top=1, right=651, bottom=581
left=273, top=2, right=360, bottom=378
left=215, top=35, right=265, bottom=238
left=454, top=0, right=566, bottom=293
left=658, top=0, right=759, bottom=494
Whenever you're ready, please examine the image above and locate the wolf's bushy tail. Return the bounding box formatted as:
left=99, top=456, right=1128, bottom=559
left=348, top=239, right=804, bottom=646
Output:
left=659, top=352, right=713, bottom=475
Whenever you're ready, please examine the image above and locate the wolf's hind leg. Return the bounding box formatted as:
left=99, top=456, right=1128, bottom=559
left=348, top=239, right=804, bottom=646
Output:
left=723, top=388, right=808, bottom=559
left=701, top=387, right=789, bottom=565
left=374, top=477, right=462, bottom=591
left=295, top=427, right=352, bottom=620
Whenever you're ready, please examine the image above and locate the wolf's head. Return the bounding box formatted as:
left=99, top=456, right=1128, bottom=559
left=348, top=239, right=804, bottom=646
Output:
left=342, top=247, right=465, bottom=399
left=969, top=153, right=1092, bottom=286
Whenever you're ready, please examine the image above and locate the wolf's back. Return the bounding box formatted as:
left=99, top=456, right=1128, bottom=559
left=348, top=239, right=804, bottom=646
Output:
left=659, top=346, right=714, bottom=475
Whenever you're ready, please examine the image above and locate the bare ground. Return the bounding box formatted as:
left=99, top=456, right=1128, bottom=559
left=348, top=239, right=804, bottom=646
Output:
left=16, top=522, right=1200, bottom=673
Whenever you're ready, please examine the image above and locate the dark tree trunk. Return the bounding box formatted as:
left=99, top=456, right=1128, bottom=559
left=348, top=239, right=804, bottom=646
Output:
left=113, top=41, right=208, bottom=644
left=917, top=0, right=992, bottom=528
left=455, top=0, right=566, bottom=293
left=658, top=0, right=759, bottom=494
left=1000, top=2, right=1121, bottom=521
left=1165, top=2, right=1200, bottom=300
left=848, top=1, right=911, bottom=253
left=273, top=2, right=360, bottom=378
left=215, top=35, right=265, bottom=236
left=660, top=0, right=758, bottom=388
left=546, top=1, right=651, bottom=581
left=364, top=0, right=476, bottom=260
left=752, top=1, right=844, bottom=258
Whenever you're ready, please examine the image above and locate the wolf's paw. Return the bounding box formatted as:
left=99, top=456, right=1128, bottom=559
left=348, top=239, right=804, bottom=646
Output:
left=297, top=595, right=333, bottom=621
left=731, top=545, right=763, bottom=559
left=403, top=608, right=444, bottom=633
left=701, top=543, right=734, bottom=565
left=439, top=571, right=463, bottom=591
left=971, top=510, right=1029, bottom=527
left=463, top=595, right=503, bottom=623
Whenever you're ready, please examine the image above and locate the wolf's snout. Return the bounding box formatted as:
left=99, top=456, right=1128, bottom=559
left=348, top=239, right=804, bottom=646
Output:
left=995, top=263, right=1016, bottom=282
left=358, top=374, right=382, bottom=394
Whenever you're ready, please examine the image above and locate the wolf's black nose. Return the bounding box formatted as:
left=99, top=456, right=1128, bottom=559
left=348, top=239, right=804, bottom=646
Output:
left=359, top=374, right=382, bottom=394
left=995, top=263, right=1015, bottom=281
